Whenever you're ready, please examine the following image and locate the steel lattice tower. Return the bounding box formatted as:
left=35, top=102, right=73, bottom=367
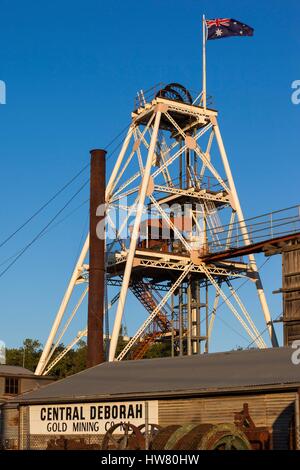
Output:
left=35, top=84, right=278, bottom=375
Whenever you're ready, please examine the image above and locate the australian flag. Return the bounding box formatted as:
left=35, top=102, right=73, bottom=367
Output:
left=205, top=18, right=254, bottom=40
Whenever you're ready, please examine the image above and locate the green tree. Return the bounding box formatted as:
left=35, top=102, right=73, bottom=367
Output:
left=6, top=338, right=42, bottom=371
left=5, top=334, right=176, bottom=380
left=144, top=341, right=172, bottom=359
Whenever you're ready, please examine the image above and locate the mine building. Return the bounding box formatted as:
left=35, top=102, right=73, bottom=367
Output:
left=1, top=347, right=300, bottom=450
left=0, top=365, right=54, bottom=449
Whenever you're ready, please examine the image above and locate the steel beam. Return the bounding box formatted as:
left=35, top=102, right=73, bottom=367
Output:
left=212, top=116, right=278, bottom=347
left=109, top=110, right=163, bottom=361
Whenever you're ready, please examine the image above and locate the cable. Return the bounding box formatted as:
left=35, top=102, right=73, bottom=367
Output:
left=0, top=199, right=89, bottom=269
left=246, top=311, right=283, bottom=349
left=0, top=118, right=131, bottom=281
left=106, top=139, right=126, bottom=162
left=202, top=258, right=270, bottom=323
left=0, top=164, right=89, bottom=250
left=43, top=199, right=89, bottom=238
left=105, top=122, right=131, bottom=156
left=71, top=211, right=89, bottom=274
left=201, top=258, right=271, bottom=343
left=0, top=121, right=130, bottom=251
left=0, top=180, right=89, bottom=279
left=208, top=307, right=250, bottom=344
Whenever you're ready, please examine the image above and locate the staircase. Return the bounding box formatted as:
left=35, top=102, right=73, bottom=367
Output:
left=129, top=281, right=172, bottom=359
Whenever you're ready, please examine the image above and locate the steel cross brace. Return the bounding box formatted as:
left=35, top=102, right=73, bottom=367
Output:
left=116, top=263, right=194, bottom=360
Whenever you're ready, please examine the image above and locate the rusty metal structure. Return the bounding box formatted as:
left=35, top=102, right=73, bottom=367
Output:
left=233, top=403, right=270, bottom=450
left=101, top=423, right=146, bottom=450
left=87, top=149, right=106, bottom=368
left=100, top=404, right=270, bottom=450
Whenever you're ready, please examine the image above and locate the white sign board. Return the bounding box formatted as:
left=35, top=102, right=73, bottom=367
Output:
left=29, top=401, right=158, bottom=435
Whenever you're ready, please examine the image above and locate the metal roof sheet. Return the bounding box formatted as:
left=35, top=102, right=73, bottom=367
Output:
left=0, top=365, right=35, bottom=376
left=12, top=347, right=300, bottom=404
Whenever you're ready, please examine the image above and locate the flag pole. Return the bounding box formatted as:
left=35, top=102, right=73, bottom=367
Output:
left=202, top=14, right=207, bottom=109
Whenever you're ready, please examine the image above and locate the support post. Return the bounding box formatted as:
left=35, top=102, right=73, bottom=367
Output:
left=87, top=149, right=106, bottom=368
left=106, top=125, right=135, bottom=198
left=35, top=234, right=90, bottom=375
left=109, top=110, right=162, bottom=361
left=187, top=278, right=192, bottom=356
left=208, top=289, right=220, bottom=340
left=296, top=389, right=300, bottom=450
left=35, top=126, right=134, bottom=375
left=205, top=279, right=209, bottom=353
left=191, top=281, right=199, bottom=354
left=171, top=293, right=175, bottom=357
left=179, top=287, right=183, bottom=356
left=145, top=401, right=149, bottom=450
left=202, top=15, right=207, bottom=109
left=212, top=118, right=279, bottom=347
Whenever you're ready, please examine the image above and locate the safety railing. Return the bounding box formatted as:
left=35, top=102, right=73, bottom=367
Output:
left=106, top=205, right=300, bottom=260
left=207, top=204, right=300, bottom=253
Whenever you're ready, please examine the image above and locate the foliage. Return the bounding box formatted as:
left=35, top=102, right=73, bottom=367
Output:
left=5, top=336, right=174, bottom=379
left=143, top=341, right=172, bottom=359
left=6, top=338, right=42, bottom=372
left=6, top=338, right=88, bottom=379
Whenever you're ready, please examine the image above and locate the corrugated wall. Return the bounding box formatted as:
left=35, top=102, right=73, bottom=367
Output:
left=16, top=390, right=297, bottom=450
left=0, top=406, right=19, bottom=449
left=158, top=392, right=296, bottom=449
left=283, top=241, right=300, bottom=345
left=19, top=406, right=30, bottom=450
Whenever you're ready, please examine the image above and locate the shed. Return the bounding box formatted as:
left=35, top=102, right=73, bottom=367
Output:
left=3, top=347, right=300, bottom=449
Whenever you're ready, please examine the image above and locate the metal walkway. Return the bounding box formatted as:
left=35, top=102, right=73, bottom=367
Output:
left=204, top=205, right=300, bottom=261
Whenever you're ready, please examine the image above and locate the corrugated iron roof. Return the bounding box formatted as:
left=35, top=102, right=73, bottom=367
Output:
left=11, top=347, right=300, bottom=404
left=0, top=365, right=35, bottom=377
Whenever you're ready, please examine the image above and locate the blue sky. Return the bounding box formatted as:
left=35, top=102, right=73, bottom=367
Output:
left=0, top=0, right=299, bottom=351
